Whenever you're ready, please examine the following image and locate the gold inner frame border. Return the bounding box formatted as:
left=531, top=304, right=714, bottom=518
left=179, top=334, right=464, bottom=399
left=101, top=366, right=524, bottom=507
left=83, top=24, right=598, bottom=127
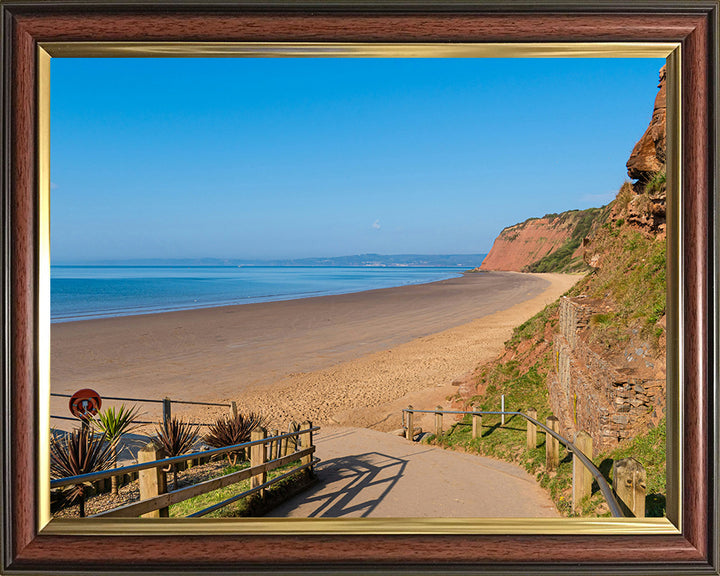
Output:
left=37, top=41, right=682, bottom=537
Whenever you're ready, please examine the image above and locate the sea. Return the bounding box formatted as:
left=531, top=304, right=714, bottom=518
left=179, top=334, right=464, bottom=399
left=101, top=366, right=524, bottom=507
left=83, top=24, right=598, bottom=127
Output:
left=51, top=266, right=466, bottom=323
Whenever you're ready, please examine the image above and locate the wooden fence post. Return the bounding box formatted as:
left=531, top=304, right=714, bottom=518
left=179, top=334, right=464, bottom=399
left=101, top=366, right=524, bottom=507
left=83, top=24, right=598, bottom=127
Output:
left=231, top=401, right=238, bottom=420
left=405, top=406, right=414, bottom=441
left=435, top=405, right=443, bottom=437
left=299, top=420, right=313, bottom=475
left=472, top=406, right=482, bottom=440
left=269, top=429, right=279, bottom=460
left=545, top=415, right=560, bottom=472
left=250, top=427, right=267, bottom=498
left=162, top=398, right=172, bottom=425
left=280, top=424, right=289, bottom=456
left=526, top=408, right=537, bottom=451
left=572, top=431, right=593, bottom=511
left=138, top=441, right=168, bottom=518
left=289, top=421, right=300, bottom=453
left=613, top=457, right=647, bottom=517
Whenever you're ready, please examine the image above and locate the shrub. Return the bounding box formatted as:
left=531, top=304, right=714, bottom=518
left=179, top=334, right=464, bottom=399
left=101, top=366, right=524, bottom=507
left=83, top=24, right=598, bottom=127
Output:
left=154, top=417, right=200, bottom=490
left=203, top=412, right=269, bottom=466
left=92, top=404, right=142, bottom=494
left=50, top=426, right=116, bottom=517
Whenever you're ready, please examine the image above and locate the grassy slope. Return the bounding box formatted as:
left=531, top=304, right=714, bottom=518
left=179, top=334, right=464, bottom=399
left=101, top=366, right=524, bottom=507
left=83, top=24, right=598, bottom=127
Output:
left=169, top=460, right=309, bottom=518
left=439, top=186, right=666, bottom=517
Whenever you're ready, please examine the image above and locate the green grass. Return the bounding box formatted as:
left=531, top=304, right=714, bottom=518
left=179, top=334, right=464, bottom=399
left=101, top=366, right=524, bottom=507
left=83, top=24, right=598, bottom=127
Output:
left=169, top=459, right=305, bottom=518
left=428, top=402, right=666, bottom=517
left=428, top=284, right=666, bottom=517
left=570, top=226, right=666, bottom=348
left=646, top=170, right=666, bottom=194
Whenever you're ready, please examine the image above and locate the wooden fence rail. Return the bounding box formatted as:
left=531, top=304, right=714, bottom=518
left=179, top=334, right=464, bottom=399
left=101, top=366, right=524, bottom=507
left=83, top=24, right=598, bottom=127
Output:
left=402, top=407, right=631, bottom=518
left=52, top=424, right=319, bottom=518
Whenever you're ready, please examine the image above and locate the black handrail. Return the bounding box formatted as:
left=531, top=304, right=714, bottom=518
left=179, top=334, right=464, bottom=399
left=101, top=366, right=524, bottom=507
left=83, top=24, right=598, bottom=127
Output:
left=50, top=392, right=230, bottom=408
left=402, top=407, right=623, bottom=517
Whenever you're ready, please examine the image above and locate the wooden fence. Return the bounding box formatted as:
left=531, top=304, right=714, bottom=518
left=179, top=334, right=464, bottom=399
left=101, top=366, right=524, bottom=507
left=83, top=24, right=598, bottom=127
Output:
left=403, top=406, right=646, bottom=518
left=51, top=421, right=318, bottom=518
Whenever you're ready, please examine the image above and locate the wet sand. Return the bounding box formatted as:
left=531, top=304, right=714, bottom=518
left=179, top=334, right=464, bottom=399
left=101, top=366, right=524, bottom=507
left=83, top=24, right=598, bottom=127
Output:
left=51, top=271, right=581, bottom=431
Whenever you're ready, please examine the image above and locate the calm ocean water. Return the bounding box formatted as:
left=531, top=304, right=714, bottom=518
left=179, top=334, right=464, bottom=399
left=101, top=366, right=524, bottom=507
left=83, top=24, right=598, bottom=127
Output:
left=51, top=266, right=465, bottom=323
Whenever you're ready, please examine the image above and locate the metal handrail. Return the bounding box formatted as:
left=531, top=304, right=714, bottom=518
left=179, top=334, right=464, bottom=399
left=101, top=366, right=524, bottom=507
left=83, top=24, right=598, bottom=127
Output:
left=402, top=408, right=623, bottom=517
left=50, top=414, right=215, bottom=427
left=50, top=425, right=320, bottom=488
left=50, top=392, right=230, bottom=407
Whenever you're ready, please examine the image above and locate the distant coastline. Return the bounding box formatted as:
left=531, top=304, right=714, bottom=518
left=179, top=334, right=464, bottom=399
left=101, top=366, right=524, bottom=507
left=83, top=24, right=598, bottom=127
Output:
left=53, top=253, right=488, bottom=268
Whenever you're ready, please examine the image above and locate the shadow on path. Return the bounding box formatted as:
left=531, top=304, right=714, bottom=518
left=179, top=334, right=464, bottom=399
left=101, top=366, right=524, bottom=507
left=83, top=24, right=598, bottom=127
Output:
left=272, top=451, right=407, bottom=518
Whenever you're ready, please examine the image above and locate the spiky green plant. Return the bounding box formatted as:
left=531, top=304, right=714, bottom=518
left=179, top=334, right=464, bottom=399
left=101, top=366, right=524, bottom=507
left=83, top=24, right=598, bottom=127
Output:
left=50, top=427, right=116, bottom=517
left=202, top=412, right=269, bottom=466
left=92, top=404, right=142, bottom=495
left=153, top=417, right=199, bottom=490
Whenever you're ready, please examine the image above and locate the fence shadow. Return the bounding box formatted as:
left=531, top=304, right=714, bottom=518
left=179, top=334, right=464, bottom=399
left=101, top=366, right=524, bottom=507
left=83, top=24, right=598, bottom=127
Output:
left=269, top=451, right=407, bottom=518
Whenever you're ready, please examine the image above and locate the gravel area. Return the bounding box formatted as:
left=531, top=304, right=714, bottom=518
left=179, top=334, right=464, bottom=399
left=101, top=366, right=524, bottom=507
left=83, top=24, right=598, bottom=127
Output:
left=52, top=458, right=230, bottom=518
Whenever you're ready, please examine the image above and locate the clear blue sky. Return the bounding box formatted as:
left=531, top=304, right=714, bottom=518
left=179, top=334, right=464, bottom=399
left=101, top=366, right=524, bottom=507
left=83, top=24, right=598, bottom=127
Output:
left=51, top=57, right=664, bottom=263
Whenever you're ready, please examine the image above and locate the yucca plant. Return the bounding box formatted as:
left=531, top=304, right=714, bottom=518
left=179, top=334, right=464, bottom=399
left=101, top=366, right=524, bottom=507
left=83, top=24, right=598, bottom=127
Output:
left=202, top=412, right=269, bottom=466
left=153, top=417, right=199, bottom=490
left=92, top=404, right=142, bottom=495
left=50, top=427, right=116, bottom=517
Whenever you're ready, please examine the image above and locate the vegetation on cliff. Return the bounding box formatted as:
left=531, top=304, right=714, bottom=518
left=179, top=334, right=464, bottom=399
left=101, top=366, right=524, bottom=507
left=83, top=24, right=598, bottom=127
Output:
left=523, top=207, right=608, bottom=274
left=437, top=67, right=668, bottom=517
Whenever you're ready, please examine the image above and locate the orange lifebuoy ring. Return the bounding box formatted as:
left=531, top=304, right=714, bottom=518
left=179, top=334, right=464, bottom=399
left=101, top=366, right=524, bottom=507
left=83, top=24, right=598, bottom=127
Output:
left=69, top=388, right=102, bottom=419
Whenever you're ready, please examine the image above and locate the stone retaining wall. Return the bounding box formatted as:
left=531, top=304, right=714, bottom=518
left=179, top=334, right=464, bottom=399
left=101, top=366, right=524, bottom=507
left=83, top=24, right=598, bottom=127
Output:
left=549, top=297, right=664, bottom=455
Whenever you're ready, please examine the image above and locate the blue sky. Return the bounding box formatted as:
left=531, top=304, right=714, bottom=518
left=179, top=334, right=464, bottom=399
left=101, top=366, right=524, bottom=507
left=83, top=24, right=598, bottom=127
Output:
left=51, top=57, right=664, bottom=262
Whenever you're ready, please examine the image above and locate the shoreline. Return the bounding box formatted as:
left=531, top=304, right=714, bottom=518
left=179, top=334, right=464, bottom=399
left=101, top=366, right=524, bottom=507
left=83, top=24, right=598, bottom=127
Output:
left=51, top=266, right=467, bottom=324
left=50, top=271, right=580, bottom=431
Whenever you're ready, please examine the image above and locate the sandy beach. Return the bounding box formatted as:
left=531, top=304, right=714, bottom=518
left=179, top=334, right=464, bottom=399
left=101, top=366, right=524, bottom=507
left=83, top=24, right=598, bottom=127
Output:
left=51, top=271, right=581, bottom=432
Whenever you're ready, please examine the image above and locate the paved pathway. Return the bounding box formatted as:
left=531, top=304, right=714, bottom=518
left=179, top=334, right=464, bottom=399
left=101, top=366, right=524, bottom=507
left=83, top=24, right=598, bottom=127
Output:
left=267, top=427, right=559, bottom=518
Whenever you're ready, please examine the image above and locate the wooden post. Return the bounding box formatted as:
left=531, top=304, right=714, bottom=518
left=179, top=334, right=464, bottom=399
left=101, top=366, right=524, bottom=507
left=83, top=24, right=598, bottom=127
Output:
left=572, top=431, right=593, bottom=511
left=250, top=427, right=267, bottom=498
left=231, top=401, right=238, bottom=420
left=162, top=397, right=172, bottom=424
left=472, top=406, right=482, bottom=440
left=269, top=429, right=279, bottom=460
left=138, top=442, right=168, bottom=518
left=299, top=420, right=313, bottom=474
left=613, top=458, right=647, bottom=517
left=545, top=415, right=560, bottom=472
left=280, top=426, right=288, bottom=457
left=405, top=406, right=414, bottom=441
left=288, top=421, right=299, bottom=453
left=526, top=408, right=537, bottom=451
left=435, top=405, right=443, bottom=437
left=501, top=394, right=505, bottom=426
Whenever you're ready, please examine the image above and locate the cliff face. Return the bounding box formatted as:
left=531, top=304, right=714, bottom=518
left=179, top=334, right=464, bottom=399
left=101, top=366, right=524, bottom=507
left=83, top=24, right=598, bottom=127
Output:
left=458, top=66, right=667, bottom=456
left=480, top=209, right=604, bottom=273
left=547, top=67, right=667, bottom=452
left=626, top=65, right=666, bottom=182
left=481, top=65, right=667, bottom=274
left=479, top=215, right=579, bottom=272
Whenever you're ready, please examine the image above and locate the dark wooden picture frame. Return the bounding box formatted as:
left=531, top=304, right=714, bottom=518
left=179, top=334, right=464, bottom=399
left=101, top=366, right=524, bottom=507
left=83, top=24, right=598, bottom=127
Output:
left=1, top=1, right=717, bottom=573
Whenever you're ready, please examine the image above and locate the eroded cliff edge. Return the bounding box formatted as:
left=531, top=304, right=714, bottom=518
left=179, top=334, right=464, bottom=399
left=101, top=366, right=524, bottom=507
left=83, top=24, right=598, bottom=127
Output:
left=451, top=67, right=668, bottom=515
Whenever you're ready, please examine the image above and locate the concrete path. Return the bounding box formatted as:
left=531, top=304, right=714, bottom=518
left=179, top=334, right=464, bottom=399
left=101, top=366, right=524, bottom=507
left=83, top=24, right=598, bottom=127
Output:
left=267, top=427, right=559, bottom=518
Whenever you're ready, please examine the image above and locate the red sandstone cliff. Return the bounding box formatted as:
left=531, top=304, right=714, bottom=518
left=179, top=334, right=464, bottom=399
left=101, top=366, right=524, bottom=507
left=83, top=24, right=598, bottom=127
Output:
left=479, top=214, right=584, bottom=272
left=456, top=66, right=667, bottom=457
left=480, top=65, right=667, bottom=275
